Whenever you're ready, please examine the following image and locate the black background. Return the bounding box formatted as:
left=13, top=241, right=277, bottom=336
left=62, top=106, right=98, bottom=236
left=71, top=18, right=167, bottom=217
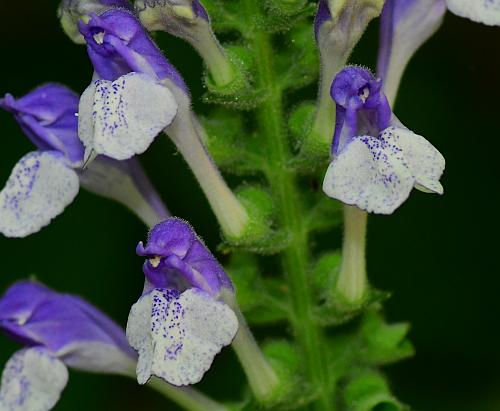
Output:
left=0, top=2, right=499, bottom=410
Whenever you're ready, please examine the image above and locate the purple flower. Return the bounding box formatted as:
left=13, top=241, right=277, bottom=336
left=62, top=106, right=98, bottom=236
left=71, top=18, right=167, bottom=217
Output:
left=0, top=84, right=168, bottom=237
left=78, top=9, right=186, bottom=162
left=1, top=84, right=83, bottom=165
left=137, top=218, right=233, bottom=295
left=0, top=281, right=136, bottom=411
left=0, top=85, right=82, bottom=238
left=446, top=0, right=500, bottom=26
left=127, top=218, right=238, bottom=386
left=78, top=9, right=186, bottom=87
left=377, top=0, right=447, bottom=103
left=330, top=67, right=392, bottom=157
left=322, top=67, right=445, bottom=214
left=58, top=0, right=133, bottom=44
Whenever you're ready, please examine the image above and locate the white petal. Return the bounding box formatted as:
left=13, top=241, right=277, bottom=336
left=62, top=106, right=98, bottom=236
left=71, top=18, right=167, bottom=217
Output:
left=78, top=82, right=96, bottom=159
left=127, top=288, right=238, bottom=386
left=0, top=348, right=68, bottom=411
left=126, top=293, right=154, bottom=385
left=446, top=0, right=500, bottom=26
left=78, top=72, right=178, bottom=161
left=323, top=134, right=415, bottom=214
left=390, top=127, right=445, bottom=194
left=0, top=151, right=79, bottom=238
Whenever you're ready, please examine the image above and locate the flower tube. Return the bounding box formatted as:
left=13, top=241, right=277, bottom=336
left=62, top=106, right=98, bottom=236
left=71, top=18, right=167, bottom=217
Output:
left=377, top=0, right=446, bottom=104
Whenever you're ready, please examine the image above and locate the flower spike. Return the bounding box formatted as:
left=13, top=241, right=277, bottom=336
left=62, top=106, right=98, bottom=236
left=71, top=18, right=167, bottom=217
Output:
left=322, top=66, right=445, bottom=214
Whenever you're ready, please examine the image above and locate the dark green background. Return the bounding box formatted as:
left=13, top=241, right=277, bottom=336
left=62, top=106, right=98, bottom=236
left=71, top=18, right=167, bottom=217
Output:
left=0, top=2, right=499, bottom=410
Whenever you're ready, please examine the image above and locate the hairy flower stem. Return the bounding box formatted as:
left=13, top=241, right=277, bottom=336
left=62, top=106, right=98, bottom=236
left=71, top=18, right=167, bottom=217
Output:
left=165, top=105, right=249, bottom=238
left=147, top=377, right=229, bottom=411
left=193, top=32, right=235, bottom=87
left=246, top=4, right=332, bottom=409
left=336, top=205, right=368, bottom=302
left=229, top=303, right=280, bottom=402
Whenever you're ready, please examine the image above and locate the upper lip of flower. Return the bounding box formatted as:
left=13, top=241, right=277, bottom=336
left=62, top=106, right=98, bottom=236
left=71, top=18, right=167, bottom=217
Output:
left=79, top=10, right=136, bottom=48
left=136, top=238, right=190, bottom=260
left=330, top=67, right=394, bottom=156
left=0, top=94, right=18, bottom=114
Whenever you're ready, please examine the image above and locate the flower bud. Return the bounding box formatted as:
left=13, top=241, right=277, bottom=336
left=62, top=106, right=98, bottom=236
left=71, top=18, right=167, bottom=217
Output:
left=58, top=0, right=132, bottom=44
left=135, top=0, right=209, bottom=34
left=135, top=0, right=237, bottom=87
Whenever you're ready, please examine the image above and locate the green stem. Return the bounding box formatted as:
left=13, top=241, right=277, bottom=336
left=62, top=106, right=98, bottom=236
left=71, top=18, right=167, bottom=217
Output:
left=245, top=4, right=332, bottom=410
left=147, top=377, right=229, bottom=411
left=336, top=205, right=368, bottom=303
